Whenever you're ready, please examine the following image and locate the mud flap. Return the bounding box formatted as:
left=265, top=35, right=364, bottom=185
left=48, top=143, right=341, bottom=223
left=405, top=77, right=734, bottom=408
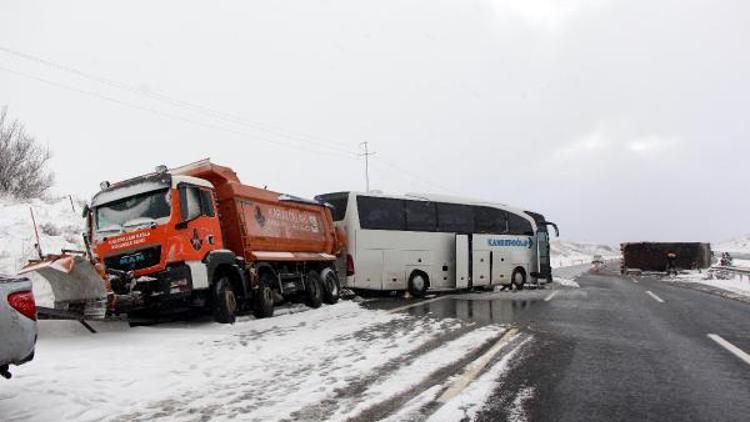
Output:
left=20, top=254, right=108, bottom=320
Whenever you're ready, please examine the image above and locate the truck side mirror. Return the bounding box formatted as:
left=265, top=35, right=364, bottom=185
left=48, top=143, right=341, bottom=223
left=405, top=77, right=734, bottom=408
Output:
left=81, top=204, right=90, bottom=219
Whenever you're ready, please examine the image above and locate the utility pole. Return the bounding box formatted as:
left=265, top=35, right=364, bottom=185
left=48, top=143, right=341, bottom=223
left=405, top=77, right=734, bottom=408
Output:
left=359, top=141, right=376, bottom=193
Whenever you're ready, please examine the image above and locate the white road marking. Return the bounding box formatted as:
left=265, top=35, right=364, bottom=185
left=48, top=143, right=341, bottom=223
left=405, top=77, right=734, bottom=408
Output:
left=707, top=334, right=750, bottom=366
left=544, top=291, right=559, bottom=302
left=437, top=328, right=520, bottom=403
left=631, top=277, right=639, bottom=284
left=387, top=295, right=453, bottom=314
left=646, top=290, right=665, bottom=303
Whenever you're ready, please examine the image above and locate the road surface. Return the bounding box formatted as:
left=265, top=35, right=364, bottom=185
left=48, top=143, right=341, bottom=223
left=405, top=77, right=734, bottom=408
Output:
left=369, top=267, right=750, bottom=421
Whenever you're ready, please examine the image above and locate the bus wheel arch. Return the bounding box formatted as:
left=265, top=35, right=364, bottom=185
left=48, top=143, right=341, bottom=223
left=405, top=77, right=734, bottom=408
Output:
left=512, top=267, right=526, bottom=290
left=408, top=270, right=429, bottom=298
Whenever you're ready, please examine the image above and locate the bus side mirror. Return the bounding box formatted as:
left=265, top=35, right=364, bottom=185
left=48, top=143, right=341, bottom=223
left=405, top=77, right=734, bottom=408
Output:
left=547, top=222, right=560, bottom=237
left=81, top=204, right=90, bottom=219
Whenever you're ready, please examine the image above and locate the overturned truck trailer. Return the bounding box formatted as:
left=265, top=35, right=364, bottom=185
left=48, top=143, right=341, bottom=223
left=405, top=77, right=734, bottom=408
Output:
left=620, top=242, right=712, bottom=274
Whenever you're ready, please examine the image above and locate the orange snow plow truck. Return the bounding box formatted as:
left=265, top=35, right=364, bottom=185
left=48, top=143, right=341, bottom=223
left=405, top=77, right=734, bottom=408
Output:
left=69, top=160, right=344, bottom=323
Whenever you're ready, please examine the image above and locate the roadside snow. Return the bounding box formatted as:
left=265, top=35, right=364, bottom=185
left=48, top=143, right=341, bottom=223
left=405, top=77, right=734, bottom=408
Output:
left=0, top=196, right=84, bottom=306
left=554, top=277, right=581, bottom=288
left=672, top=271, right=750, bottom=298
left=0, top=301, right=508, bottom=422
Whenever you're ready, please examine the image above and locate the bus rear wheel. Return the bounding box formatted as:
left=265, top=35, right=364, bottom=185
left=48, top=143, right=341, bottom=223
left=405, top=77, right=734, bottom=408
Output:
left=408, top=272, right=429, bottom=298
left=512, top=268, right=526, bottom=291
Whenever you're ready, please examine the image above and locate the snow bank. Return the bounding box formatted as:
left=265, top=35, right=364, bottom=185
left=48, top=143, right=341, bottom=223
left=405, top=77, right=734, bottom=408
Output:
left=1, top=301, right=508, bottom=422
left=0, top=195, right=84, bottom=306
left=673, top=271, right=750, bottom=299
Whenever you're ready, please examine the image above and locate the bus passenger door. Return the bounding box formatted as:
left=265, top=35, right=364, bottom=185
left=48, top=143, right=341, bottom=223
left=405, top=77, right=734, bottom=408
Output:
left=455, top=234, right=470, bottom=289
left=537, top=231, right=551, bottom=282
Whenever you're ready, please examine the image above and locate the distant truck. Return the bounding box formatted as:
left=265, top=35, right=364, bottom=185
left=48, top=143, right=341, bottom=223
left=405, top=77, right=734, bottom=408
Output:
left=620, top=242, right=712, bottom=275
left=27, top=160, right=346, bottom=323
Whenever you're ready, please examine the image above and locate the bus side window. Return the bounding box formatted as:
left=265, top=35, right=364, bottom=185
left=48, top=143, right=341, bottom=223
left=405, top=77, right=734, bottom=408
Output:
left=436, top=203, right=474, bottom=233
left=357, top=196, right=405, bottom=230
left=405, top=200, right=437, bottom=232
left=474, top=206, right=508, bottom=234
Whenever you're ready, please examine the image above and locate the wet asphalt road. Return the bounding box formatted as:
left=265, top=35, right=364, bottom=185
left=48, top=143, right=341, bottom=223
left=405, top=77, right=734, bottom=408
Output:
left=366, top=267, right=750, bottom=421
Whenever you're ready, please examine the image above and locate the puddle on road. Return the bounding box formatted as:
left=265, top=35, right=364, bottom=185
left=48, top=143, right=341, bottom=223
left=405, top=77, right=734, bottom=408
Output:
left=407, top=297, right=540, bottom=324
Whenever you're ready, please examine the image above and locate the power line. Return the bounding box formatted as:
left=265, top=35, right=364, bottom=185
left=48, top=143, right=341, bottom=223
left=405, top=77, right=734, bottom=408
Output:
left=0, top=45, right=358, bottom=158
left=0, top=46, right=455, bottom=194
left=0, top=65, right=355, bottom=160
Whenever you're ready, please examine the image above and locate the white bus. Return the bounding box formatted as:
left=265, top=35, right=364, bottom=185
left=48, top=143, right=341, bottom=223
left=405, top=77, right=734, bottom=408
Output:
left=315, top=191, right=559, bottom=297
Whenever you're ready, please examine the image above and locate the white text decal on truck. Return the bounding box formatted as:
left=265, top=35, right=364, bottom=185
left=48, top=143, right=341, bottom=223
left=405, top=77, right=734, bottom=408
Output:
left=109, top=231, right=150, bottom=250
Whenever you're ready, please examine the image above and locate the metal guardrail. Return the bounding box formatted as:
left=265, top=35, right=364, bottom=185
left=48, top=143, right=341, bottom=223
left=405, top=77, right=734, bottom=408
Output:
left=710, top=266, right=750, bottom=274
left=708, top=266, right=750, bottom=282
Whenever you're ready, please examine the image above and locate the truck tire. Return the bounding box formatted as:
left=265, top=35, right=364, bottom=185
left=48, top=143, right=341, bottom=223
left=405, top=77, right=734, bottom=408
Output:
left=304, top=270, right=323, bottom=309
left=408, top=271, right=429, bottom=298
left=320, top=267, right=340, bottom=305
left=512, top=268, right=526, bottom=291
left=253, top=272, right=275, bottom=319
left=213, top=276, right=237, bottom=324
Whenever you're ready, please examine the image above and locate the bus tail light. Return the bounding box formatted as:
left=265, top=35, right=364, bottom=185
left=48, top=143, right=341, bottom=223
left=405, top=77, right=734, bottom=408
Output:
left=8, top=290, right=37, bottom=321
left=346, top=254, right=355, bottom=276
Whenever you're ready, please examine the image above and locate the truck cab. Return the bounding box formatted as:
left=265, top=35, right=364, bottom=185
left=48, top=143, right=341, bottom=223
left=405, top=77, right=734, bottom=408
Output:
left=87, top=166, right=247, bottom=322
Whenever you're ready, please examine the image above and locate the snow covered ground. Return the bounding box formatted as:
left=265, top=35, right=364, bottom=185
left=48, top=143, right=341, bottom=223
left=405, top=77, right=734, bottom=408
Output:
left=0, top=300, right=525, bottom=422
left=669, top=271, right=750, bottom=299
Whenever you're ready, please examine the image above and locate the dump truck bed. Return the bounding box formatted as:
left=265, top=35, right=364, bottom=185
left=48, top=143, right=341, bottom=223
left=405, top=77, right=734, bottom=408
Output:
left=173, top=160, right=340, bottom=262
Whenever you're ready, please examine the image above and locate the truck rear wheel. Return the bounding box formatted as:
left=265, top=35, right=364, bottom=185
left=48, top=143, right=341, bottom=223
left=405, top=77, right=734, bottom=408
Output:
left=253, top=272, right=275, bottom=319
left=213, top=276, right=237, bottom=324
left=320, top=267, right=340, bottom=304
left=305, top=271, right=323, bottom=309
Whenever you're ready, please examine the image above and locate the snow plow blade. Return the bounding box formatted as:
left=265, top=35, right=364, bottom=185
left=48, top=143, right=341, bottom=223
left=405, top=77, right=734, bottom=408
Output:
left=19, top=254, right=108, bottom=320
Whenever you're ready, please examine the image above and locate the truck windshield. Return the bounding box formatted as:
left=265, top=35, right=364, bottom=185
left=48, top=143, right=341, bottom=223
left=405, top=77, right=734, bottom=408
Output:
left=95, top=188, right=171, bottom=232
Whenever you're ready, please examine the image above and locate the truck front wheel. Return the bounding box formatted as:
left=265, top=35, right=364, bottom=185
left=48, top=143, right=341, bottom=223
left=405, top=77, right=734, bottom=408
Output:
left=305, top=271, right=323, bottom=309
left=253, top=272, right=275, bottom=319
left=213, top=276, right=237, bottom=324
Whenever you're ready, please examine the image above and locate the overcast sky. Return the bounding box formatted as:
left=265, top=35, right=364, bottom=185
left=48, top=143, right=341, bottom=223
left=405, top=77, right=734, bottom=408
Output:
left=1, top=0, right=747, bottom=244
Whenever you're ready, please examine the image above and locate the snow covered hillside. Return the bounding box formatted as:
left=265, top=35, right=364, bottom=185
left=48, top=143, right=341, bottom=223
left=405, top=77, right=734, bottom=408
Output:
left=714, top=235, right=750, bottom=255
left=550, top=240, right=619, bottom=268
left=0, top=195, right=84, bottom=276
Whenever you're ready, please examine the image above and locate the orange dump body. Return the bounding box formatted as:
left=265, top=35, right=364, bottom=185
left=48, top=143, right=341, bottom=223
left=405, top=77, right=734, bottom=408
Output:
left=173, top=161, right=344, bottom=263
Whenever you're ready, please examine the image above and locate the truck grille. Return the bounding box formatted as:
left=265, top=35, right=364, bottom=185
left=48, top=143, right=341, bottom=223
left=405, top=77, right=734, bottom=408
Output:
left=104, top=246, right=161, bottom=271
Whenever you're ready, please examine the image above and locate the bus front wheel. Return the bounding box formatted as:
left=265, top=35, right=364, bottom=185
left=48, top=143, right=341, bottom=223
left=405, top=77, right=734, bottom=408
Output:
left=512, top=268, right=526, bottom=291
left=408, top=272, right=429, bottom=298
